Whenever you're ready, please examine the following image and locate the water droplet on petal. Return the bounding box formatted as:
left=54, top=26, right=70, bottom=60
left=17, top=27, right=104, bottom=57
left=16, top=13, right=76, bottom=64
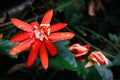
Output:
left=30, top=36, right=33, bottom=38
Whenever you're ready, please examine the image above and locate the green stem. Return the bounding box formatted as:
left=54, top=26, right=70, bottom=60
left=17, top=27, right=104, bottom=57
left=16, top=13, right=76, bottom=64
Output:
left=79, top=26, right=120, bottom=54
left=55, top=0, right=75, bottom=11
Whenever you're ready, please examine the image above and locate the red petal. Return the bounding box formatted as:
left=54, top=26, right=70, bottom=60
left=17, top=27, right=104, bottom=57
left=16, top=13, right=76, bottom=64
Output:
left=48, top=32, right=75, bottom=42
left=50, top=23, right=67, bottom=33
left=73, top=51, right=89, bottom=57
left=39, top=42, right=48, bottom=69
left=26, top=40, right=41, bottom=67
left=69, top=44, right=90, bottom=57
left=41, top=9, right=53, bottom=24
left=10, top=32, right=34, bottom=42
left=44, top=39, right=58, bottom=56
left=11, top=18, right=34, bottom=32
left=30, top=21, right=40, bottom=29
left=9, top=38, right=35, bottom=55
left=90, top=51, right=108, bottom=66
left=84, top=44, right=90, bottom=50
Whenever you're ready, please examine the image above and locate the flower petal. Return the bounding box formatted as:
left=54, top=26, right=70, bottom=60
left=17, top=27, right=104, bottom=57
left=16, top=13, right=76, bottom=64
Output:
left=73, top=51, right=88, bottom=57
left=39, top=42, right=48, bottom=69
left=84, top=61, right=95, bottom=68
left=48, top=32, right=75, bottom=42
left=30, top=21, right=40, bottom=29
left=41, top=9, right=53, bottom=24
left=69, top=44, right=90, bottom=57
left=50, top=23, right=67, bottom=33
left=26, top=40, right=41, bottom=67
left=9, top=38, right=35, bottom=55
left=88, top=51, right=108, bottom=66
left=10, top=32, right=34, bottom=42
left=44, top=39, right=58, bottom=56
left=11, top=18, right=34, bottom=32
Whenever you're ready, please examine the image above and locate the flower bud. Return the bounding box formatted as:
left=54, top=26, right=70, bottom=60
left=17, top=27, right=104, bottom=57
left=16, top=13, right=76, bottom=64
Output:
left=85, top=51, right=108, bottom=68
left=69, top=44, right=90, bottom=57
left=69, top=43, right=90, bottom=62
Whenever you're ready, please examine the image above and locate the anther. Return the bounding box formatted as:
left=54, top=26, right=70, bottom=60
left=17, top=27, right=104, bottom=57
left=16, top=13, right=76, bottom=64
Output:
left=40, top=24, right=50, bottom=27
left=34, top=25, right=38, bottom=30
left=47, top=28, right=51, bottom=35
left=44, top=35, right=48, bottom=40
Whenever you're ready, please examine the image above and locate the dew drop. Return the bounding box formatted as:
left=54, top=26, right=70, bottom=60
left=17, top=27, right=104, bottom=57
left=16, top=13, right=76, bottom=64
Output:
left=30, top=36, right=33, bottom=38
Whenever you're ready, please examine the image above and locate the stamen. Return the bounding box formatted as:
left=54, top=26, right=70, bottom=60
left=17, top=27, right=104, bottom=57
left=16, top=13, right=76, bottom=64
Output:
left=40, top=24, right=50, bottom=27
left=35, top=32, right=40, bottom=39
left=34, top=25, right=38, bottom=30
left=47, top=28, right=51, bottom=35
left=44, top=35, right=48, bottom=40
left=34, top=24, right=49, bottom=41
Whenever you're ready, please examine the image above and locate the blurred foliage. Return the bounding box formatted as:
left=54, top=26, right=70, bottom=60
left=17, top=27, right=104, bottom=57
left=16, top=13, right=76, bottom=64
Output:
left=0, top=0, right=120, bottom=80
left=0, top=39, right=18, bottom=58
left=50, top=40, right=78, bottom=71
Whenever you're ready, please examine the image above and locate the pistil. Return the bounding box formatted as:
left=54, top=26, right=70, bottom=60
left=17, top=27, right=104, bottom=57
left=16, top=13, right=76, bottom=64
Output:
left=33, top=25, right=50, bottom=41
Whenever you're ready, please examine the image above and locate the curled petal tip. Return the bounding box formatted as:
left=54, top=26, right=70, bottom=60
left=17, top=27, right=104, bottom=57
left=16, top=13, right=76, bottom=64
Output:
left=84, top=61, right=94, bottom=68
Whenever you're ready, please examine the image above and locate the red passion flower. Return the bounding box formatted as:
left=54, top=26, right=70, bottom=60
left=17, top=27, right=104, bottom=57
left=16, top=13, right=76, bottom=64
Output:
left=9, top=9, right=75, bottom=69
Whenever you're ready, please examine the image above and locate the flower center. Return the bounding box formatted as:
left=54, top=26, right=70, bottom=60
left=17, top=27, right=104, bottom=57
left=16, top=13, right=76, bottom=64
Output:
left=33, top=24, right=50, bottom=41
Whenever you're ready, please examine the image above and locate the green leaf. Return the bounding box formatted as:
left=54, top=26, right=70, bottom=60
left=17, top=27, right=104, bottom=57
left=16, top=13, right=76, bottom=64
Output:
left=95, top=65, right=113, bottom=80
left=0, top=39, right=18, bottom=58
left=49, top=40, right=78, bottom=71
left=55, top=0, right=74, bottom=12
left=108, top=33, right=118, bottom=42
left=112, top=54, right=120, bottom=66
left=77, top=0, right=85, bottom=5
left=76, top=60, right=102, bottom=80
left=91, top=34, right=101, bottom=40
left=57, top=0, right=70, bottom=5
left=105, top=15, right=120, bottom=26
left=88, top=66, right=102, bottom=80
left=76, top=60, right=90, bottom=80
